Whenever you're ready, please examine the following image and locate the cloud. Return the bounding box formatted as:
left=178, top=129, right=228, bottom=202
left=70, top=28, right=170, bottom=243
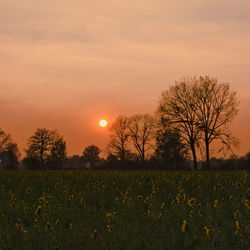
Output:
left=1, top=0, right=249, bottom=43
left=0, top=0, right=249, bottom=155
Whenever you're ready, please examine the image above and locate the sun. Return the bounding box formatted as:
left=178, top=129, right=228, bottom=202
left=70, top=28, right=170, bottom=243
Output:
left=99, top=119, right=108, bottom=127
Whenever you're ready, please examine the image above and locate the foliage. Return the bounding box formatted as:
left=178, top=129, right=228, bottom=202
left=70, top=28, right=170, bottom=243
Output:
left=155, top=117, right=188, bottom=169
left=21, top=157, right=41, bottom=170
left=63, top=155, right=84, bottom=169
left=0, top=151, right=19, bottom=169
left=106, top=150, right=139, bottom=169
left=0, top=171, right=249, bottom=249
left=0, top=128, right=20, bottom=158
left=26, top=128, right=52, bottom=165
left=82, top=145, right=101, bottom=163
left=25, top=128, right=67, bottom=169
left=49, top=133, right=67, bottom=169
left=0, top=128, right=13, bottom=152
left=0, top=128, right=20, bottom=169
left=159, top=81, right=200, bottom=170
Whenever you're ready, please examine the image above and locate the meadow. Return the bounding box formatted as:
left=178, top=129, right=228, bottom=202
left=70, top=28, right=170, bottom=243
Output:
left=0, top=170, right=249, bottom=250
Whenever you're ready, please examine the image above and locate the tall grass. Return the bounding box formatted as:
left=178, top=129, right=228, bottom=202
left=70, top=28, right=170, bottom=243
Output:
left=0, top=171, right=249, bottom=249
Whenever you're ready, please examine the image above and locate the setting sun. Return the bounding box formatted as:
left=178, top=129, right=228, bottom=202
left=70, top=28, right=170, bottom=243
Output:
left=99, top=119, right=108, bottom=127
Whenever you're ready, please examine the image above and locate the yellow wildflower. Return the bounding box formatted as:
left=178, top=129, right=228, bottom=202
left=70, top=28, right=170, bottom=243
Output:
left=235, top=221, right=240, bottom=234
left=15, top=219, right=21, bottom=230
left=33, top=219, right=38, bottom=227
left=35, top=205, right=42, bottom=216
left=187, top=198, right=196, bottom=206
left=176, top=194, right=182, bottom=203
left=203, top=226, right=211, bottom=238
left=181, top=220, right=188, bottom=232
left=158, top=213, right=162, bottom=220
left=233, top=210, right=240, bottom=218
left=243, top=199, right=250, bottom=209
left=16, top=219, right=28, bottom=233
left=90, top=229, right=98, bottom=239
left=106, top=213, right=113, bottom=219
left=45, top=222, right=50, bottom=231
left=213, top=200, right=218, bottom=208
left=106, top=224, right=113, bottom=232
left=39, top=197, right=45, bottom=203
left=137, top=195, right=143, bottom=200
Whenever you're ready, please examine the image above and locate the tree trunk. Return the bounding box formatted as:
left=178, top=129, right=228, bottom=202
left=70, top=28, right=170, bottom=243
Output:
left=120, top=148, right=125, bottom=168
left=141, top=146, right=145, bottom=164
left=205, top=140, right=210, bottom=170
left=191, top=143, right=198, bottom=170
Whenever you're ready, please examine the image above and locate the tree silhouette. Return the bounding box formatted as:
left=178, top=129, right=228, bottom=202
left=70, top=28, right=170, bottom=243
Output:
left=26, top=128, right=67, bottom=169
left=155, top=117, right=188, bottom=169
left=107, top=115, right=131, bottom=165
left=191, top=76, right=239, bottom=169
left=26, top=128, right=52, bottom=166
left=0, top=128, right=12, bottom=152
left=0, top=128, right=20, bottom=157
left=0, top=128, right=20, bottom=169
left=0, top=151, right=19, bottom=170
left=48, top=131, right=67, bottom=169
left=82, top=145, right=101, bottom=163
left=159, top=81, right=200, bottom=170
left=159, top=76, right=239, bottom=170
left=128, top=114, right=155, bottom=163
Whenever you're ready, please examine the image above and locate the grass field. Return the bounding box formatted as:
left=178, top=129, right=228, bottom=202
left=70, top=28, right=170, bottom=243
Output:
left=0, top=170, right=249, bottom=249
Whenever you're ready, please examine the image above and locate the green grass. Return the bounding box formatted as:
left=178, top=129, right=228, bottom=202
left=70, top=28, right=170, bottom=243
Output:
left=0, top=170, right=249, bottom=249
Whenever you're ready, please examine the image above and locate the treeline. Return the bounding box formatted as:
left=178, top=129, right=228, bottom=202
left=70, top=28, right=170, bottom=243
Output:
left=0, top=76, right=249, bottom=170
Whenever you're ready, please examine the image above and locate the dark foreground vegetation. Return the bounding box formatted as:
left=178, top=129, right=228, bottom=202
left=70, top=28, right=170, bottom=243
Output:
left=0, top=170, right=249, bottom=249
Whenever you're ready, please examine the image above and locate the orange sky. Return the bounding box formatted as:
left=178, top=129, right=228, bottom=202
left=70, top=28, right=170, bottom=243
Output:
left=0, top=0, right=250, bottom=157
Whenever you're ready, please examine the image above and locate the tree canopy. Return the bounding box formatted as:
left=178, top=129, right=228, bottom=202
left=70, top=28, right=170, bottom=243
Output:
left=25, top=128, right=67, bottom=169
left=159, top=76, right=239, bottom=169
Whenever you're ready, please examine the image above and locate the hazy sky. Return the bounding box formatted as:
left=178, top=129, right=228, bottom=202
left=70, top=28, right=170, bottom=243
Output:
left=0, top=0, right=250, bottom=157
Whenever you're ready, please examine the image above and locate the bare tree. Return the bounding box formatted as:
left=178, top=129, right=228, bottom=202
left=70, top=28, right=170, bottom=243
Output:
left=159, top=76, right=239, bottom=170
left=191, top=76, right=239, bottom=169
left=107, top=115, right=130, bottom=164
left=128, top=114, right=155, bottom=163
left=159, top=81, right=200, bottom=170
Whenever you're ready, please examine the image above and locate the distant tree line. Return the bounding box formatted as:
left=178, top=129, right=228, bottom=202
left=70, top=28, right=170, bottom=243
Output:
left=1, top=76, right=248, bottom=170
left=0, top=128, right=19, bottom=170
